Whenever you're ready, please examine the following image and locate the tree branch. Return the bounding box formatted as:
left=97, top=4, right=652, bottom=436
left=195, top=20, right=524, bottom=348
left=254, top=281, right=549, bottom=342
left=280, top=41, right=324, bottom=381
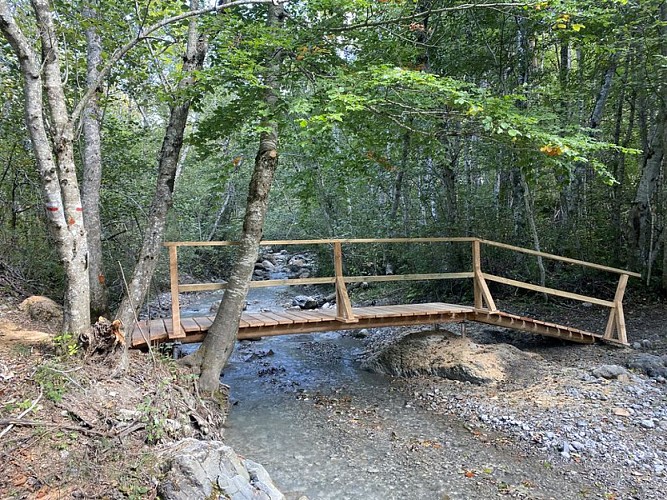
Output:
left=324, top=3, right=535, bottom=33
left=71, top=0, right=290, bottom=122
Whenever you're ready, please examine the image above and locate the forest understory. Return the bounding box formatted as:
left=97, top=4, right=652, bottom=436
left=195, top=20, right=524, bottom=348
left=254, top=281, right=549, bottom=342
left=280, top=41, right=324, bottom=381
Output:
left=1, top=289, right=666, bottom=500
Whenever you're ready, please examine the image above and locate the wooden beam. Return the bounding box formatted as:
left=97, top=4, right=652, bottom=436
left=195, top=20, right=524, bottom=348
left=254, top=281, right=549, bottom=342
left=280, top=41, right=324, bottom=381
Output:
left=164, top=237, right=478, bottom=248
left=333, top=242, right=357, bottom=323
left=179, top=282, right=228, bottom=292
left=480, top=239, right=641, bottom=277
left=249, top=277, right=336, bottom=287
left=175, top=273, right=473, bottom=293
left=168, top=246, right=184, bottom=339
left=605, top=274, right=629, bottom=343
left=470, top=311, right=596, bottom=344
left=483, top=273, right=614, bottom=307
left=472, top=240, right=497, bottom=311
left=345, top=272, right=474, bottom=283
left=472, top=240, right=483, bottom=309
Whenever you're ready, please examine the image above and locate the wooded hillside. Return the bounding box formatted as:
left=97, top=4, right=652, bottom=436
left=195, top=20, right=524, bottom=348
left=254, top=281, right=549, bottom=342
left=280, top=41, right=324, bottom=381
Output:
left=1, top=0, right=665, bottom=319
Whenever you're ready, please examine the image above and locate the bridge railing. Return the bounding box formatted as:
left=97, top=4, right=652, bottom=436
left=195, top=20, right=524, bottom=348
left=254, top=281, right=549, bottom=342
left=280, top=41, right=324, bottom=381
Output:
left=163, top=238, right=639, bottom=344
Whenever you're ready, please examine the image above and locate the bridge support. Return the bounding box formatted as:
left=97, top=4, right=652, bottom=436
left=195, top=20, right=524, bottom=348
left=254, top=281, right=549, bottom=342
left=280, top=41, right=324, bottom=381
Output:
left=604, top=273, right=629, bottom=344
left=168, top=246, right=185, bottom=338
left=334, top=242, right=357, bottom=323
left=472, top=239, right=497, bottom=312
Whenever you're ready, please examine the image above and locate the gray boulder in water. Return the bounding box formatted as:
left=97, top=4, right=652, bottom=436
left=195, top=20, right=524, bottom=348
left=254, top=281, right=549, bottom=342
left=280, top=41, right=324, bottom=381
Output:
left=292, top=295, right=318, bottom=309
left=158, top=438, right=284, bottom=500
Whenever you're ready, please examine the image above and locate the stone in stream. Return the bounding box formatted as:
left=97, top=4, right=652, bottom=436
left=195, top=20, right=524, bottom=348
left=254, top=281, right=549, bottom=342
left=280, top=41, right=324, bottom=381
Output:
left=158, top=438, right=285, bottom=500
left=591, top=364, right=628, bottom=380
left=292, top=295, right=318, bottom=310
left=361, top=330, right=542, bottom=385
left=626, top=354, right=667, bottom=379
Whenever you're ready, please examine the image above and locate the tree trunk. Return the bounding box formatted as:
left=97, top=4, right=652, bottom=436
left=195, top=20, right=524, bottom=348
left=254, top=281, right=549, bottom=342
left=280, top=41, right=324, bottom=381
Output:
left=520, top=172, right=546, bottom=289
left=182, top=3, right=285, bottom=396
left=627, top=110, right=665, bottom=269
left=82, top=1, right=109, bottom=319
left=0, top=0, right=91, bottom=335
left=114, top=0, right=207, bottom=342
left=628, top=3, right=666, bottom=272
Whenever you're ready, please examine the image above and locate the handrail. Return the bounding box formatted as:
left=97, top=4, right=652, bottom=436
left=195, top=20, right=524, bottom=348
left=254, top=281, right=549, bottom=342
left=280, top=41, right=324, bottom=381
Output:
left=480, top=239, right=641, bottom=278
left=163, top=237, right=638, bottom=344
left=163, top=236, right=477, bottom=247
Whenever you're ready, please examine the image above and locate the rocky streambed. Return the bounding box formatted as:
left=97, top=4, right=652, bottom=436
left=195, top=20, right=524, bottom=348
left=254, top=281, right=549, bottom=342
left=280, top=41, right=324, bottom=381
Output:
left=151, top=248, right=667, bottom=499
left=220, top=321, right=666, bottom=500
left=200, top=257, right=667, bottom=500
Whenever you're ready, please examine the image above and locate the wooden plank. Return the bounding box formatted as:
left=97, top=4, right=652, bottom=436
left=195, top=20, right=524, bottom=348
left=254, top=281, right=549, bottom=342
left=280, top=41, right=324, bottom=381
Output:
left=470, top=311, right=596, bottom=344
left=164, top=318, right=174, bottom=337
left=351, top=307, right=383, bottom=319
left=168, top=246, right=185, bottom=339
left=249, top=277, right=335, bottom=288
left=193, top=316, right=213, bottom=331
left=149, top=318, right=167, bottom=338
left=483, top=273, right=614, bottom=307
left=273, top=310, right=314, bottom=323
left=345, top=272, right=474, bottom=283
left=383, top=305, right=424, bottom=316
left=179, top=282, right=228, bottom=292
left=242, top=313, right=277, bottom=327
left=279, top=309, right=326, bottom=323
left=480, top=239, right=641, bottom=277
left=371, top=306, right=405, bottom=318
left=180, top=317, right=202, bottom=333
left=131, top=321, right=151, bottom=347
left=261, top=312, right=294, bottom=325
left=164, top=237, right=478, bottom=248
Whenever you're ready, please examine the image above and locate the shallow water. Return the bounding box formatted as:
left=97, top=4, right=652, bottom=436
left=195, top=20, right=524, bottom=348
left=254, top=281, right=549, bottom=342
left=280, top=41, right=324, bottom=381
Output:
left=183, top=285, right=594, bottom=500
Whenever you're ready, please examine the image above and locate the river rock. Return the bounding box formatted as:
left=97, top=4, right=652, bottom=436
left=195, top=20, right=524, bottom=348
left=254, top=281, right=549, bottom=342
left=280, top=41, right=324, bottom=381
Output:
left=361, top=330, right=541, bottom=385
left=591, top=364, right=628, bottom=379
left=292, top=295, right=318, bottom=309
left=158, top=438, right=284, bottom=500
left=288, top=255, right=308, bottom=267
left=19, top=295, right=63, bottom=327
left=255, top=260, right=276, bottom=272
left=626, top=354, right=667, bottom=379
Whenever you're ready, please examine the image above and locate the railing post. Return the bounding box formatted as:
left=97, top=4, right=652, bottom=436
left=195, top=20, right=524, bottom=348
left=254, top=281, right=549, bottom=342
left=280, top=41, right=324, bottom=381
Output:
left=604, top=273, right=628, bottom=343
left=334, top=241, right=357, bottom=323
left=168, top=245, right=185, bottom=338
left=472, top=239, right=497, bottom=312
left=472, top=240, right=483, bottom=309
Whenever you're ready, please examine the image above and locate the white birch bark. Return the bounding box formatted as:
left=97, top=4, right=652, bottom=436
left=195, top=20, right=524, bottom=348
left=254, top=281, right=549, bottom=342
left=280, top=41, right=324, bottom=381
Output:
left=0, top=0, right=90, bottom=334
left=82, top=0, right=109, bottom=319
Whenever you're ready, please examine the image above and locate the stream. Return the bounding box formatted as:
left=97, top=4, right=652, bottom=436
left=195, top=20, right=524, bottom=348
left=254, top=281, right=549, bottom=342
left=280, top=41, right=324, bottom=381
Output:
left=177, top=278, right=598, bottom=500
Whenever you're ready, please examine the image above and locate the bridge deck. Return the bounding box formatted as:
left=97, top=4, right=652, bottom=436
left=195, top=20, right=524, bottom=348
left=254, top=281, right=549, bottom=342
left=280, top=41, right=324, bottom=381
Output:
left=129, top=302, right=607, bottom=348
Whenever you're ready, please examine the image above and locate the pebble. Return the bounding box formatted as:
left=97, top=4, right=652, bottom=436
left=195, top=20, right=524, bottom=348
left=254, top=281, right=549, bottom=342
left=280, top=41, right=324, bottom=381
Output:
left=640, top=419, right=656, bottom=429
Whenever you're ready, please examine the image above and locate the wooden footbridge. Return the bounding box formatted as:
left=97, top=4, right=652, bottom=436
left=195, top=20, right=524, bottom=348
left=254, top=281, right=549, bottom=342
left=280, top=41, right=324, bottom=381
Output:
left=129, top=238, right=639, bottom=348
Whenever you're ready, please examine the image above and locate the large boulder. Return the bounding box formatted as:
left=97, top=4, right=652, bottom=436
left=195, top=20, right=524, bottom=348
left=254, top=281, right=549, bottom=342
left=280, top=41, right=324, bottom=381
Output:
left=292, top=295, right=318, bottom=310
left=361, top=330, right=542, bottom=385
left=627, top=354, right=667, bottom=379
left=158, top=438, right=284, bottom=500
left=19, top=295, right=63, bottom=328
